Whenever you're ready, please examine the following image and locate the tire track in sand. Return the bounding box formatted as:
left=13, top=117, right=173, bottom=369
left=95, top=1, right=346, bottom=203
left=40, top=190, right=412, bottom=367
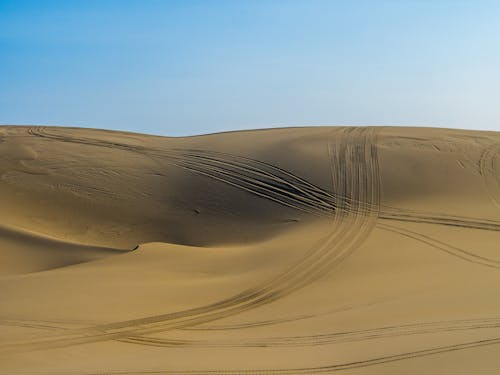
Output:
left=121, top=317, right=500, bottom=348
left=88, top=334, right=500, bottom=374
left=479, top=142, right=500, bottom=208
left=378, top=222, right=500, bottom=268
left=5, top=316, right=500, bottom=351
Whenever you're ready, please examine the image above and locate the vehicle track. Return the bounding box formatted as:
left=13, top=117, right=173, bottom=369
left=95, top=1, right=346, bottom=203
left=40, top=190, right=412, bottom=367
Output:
left=0, top=320, right=67, bottom=331
left=120, top=317, right=500, bottom=348
left=378, top=222, right=500, bottom=268
left=6, top=316, right=500, bottom=351
left=479, top=142, right=500, bottom=208
left=181, top=298, right=389, bottom=332
left=379, top=208, right=500, bottom=231
left=87, top=334, right=500, bottom=374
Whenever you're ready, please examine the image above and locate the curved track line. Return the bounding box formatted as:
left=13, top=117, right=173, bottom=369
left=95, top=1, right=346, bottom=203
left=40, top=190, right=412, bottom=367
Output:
left=479, top=142, right=500, bottom=208
left=379, top=209, right=500, bottom=231
left=378, top=222, right=500, bottom=268
left=181, top=298, right=389, bottom=332
left=120, top=317, right=500, bottom=348
left=89, top=335, right=500, bottom=374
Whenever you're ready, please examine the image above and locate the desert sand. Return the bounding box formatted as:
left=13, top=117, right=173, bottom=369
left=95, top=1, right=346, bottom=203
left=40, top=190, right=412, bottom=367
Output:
left=0, top=125, right=499, bottom=374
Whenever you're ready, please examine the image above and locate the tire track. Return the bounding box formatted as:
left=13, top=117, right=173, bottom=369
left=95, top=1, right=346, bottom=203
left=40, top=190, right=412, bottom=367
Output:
left=181, top=298, right=389, bottom=332
left=378, top=222, right=500, bottom=268
left=6, top=318, right=499, bottom=373
left=120, top=317, right=500, bottom=348
left=479, top=142, right=500, bottom=208
left=87, top=335, right=500, bottom=374
left=379, top=208, right=500, bottom=232
left=0, top=320, right=67, bottom=331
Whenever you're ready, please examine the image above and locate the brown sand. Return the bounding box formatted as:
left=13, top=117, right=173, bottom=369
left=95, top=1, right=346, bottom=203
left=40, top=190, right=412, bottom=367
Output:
left=0, top=125, right=499, bottom=374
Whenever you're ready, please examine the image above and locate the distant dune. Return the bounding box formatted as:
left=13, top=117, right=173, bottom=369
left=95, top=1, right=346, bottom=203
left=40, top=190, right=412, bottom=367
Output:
left=1, top=125, right=499, bottom=374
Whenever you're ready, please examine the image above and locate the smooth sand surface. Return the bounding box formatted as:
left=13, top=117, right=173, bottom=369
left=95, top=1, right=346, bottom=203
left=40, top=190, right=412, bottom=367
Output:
left=0, top=125, right=499, bottom=374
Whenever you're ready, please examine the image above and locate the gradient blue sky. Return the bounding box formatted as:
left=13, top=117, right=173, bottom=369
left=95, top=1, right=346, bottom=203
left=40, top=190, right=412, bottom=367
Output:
left=1, top=0, right=499, bottom=135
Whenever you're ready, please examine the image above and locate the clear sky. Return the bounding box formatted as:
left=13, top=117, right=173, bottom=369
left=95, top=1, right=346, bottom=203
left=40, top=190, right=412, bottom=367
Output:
left=1, top=0, right=499, bottom=136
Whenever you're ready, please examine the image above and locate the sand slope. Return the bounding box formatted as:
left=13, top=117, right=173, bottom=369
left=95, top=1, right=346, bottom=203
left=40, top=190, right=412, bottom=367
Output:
left=0, top=125, right=499, bottom=374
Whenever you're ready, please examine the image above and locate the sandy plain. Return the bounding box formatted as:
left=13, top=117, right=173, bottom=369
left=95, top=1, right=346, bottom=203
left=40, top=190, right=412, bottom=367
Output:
left=0, top=125, right=499, bottom=374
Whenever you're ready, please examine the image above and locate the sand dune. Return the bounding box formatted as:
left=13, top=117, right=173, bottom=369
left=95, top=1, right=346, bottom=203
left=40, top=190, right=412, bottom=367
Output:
left=0, top=224, right=124, bottom=276
left=0, top=125, right=499, bottom=374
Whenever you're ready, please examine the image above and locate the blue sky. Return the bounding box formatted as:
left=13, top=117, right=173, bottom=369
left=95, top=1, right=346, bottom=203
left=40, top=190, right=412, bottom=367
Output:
left=1, top=0, right=499, bottom=135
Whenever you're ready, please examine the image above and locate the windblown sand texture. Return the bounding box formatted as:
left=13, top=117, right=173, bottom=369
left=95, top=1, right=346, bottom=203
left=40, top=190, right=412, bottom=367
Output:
left=1, top=125, right=499, bottom=374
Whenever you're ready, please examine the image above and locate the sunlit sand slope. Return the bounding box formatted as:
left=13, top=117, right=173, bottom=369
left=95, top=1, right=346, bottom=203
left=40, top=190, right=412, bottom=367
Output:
left=0, top=125, right=499, bottom=374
